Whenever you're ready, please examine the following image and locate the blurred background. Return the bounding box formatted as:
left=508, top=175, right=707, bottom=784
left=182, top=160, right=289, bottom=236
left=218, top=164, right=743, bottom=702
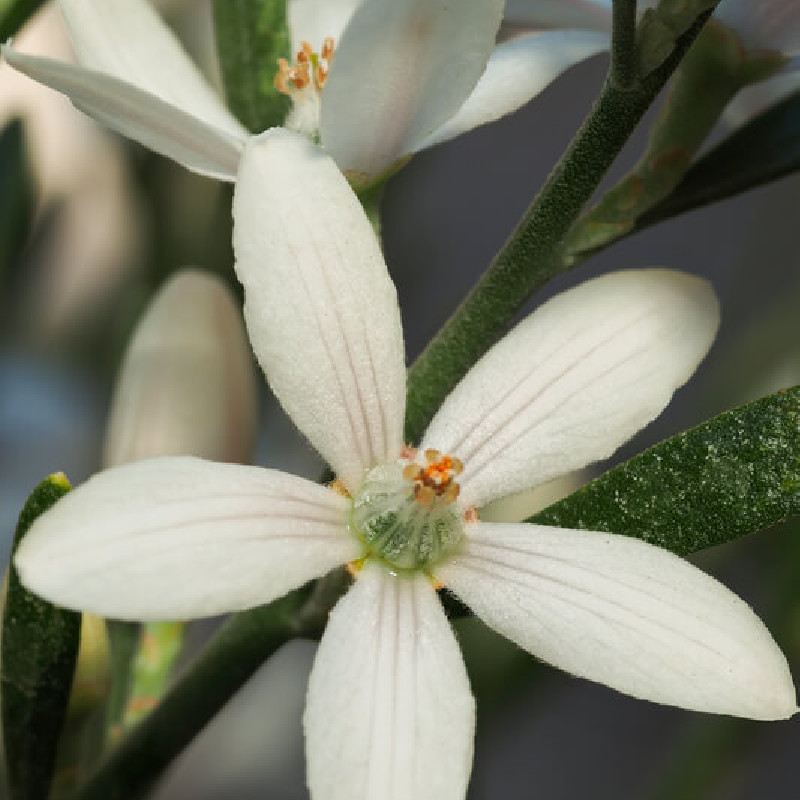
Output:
left=0, top=1, right=798, bottom=798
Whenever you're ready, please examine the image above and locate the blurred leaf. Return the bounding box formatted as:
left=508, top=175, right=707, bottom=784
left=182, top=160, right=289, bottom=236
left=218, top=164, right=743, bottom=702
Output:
left=636, top=0, right=718, bottom=76
left=0, top=0, right=47, bottom=41
left=122, top=622, right=185, bottom=730
left=641, top=89, right=800, bottom=227
left=2, top=474, right=81, bottom=800
left=0, top=119, right=34, bottom=291
left=531, top=387, right=800, bottom=555
left=213, top=0, right=290, bottom=133
left=104, top=621, right=140, bottom=744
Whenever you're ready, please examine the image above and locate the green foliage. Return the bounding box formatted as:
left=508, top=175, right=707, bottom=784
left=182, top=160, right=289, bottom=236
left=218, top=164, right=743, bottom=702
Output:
left=2, top=475, right=81, bottom=800
left=641, top=88, right=800, bottom=227
left=122, top=622, right=185, bottom=730
left=636, top=0, right=719, bottom=76
left=0, top=0, right=47, bottom=41
left=565, top=21, right=784, bottom=261
left=532, top=388, right=800, bottom=556
left=0, top=119, right=34, bottom=295
left=404, top=11, right=714, bottom=444
left=72, top=590, right=308, bottom=800
left=213, top=0, right=291, bottom=133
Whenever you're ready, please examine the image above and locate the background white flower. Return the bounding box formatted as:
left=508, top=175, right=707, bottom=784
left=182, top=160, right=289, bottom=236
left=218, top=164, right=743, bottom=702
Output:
left=4, top=0, right=609, bottom=185
left=103, top=269, right=257, bottom=468
left=13, top=129, right=796, bottom=799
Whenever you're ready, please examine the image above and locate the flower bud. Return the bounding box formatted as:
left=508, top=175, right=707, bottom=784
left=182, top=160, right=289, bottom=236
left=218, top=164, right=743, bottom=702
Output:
left=103, top=269, right=257, bottom=467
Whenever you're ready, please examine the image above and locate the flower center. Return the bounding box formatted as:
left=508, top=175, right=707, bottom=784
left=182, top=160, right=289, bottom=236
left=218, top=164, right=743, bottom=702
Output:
left=350, top=450, right=466, bottom=571
left=274, top=38, right=335, bottom=139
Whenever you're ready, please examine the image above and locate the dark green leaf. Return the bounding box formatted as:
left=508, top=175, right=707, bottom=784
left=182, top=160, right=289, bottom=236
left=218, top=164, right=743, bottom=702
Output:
left=213, top=0, right=291, bottom=133
left=0, top=119, right=35, bottom=293
left=2, top=474, right=81, bottom=800
left=0, top=0, right=47, bottom=41
left=531, top=387, right=800, bottom=555
left=641, top=88, right=800, bottom=227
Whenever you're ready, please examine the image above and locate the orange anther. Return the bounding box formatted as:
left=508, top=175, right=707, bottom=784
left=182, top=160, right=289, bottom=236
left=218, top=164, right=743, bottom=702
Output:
left=403, top=464, right=423, bottom=481
left=414, top=485, right=436, bottom=506
left=298, top=41, right=313, bottom=62
left=322, top=37, right=335, bottom=60
left=424, top=449, right=441, bottom=464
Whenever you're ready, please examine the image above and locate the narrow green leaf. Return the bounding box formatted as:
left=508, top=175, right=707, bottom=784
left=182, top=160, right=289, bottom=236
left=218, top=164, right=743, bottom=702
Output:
left=640, top=88, right=800, bottom=227
left=0, top=119, right=34, bottom=291
left=564, top=22, right=782, bottom=262
left=531, top=387, right=800, bottom=556
left=122, top=622, right=185, bottom=730
left=2, top=474, right=81, bottom=800
left=0, top=0, right=47, bottom=41
left=213, top=0, right=290, bottom=133
left=104, top=621, right=140, bottom=744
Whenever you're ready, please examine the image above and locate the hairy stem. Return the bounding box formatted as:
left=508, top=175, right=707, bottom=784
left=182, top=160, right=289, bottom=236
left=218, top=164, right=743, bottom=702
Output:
left=404, top=11, right=713, bottom=443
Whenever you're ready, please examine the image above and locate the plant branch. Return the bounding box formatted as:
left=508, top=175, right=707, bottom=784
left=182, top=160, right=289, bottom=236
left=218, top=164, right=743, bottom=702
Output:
left=404, top=10, right=713, bottom=444
left=611, top=0, right=638, bottom=89
left=70, top=590, right=314, bottom=800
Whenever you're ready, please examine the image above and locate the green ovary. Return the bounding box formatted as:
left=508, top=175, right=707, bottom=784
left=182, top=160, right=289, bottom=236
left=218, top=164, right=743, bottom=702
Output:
left=350, top=462, right=464, bottom=571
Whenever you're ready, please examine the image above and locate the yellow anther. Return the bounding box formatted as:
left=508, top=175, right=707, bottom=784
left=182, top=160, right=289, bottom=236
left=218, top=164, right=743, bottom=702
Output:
left=424, top=449, right=441, bottom=463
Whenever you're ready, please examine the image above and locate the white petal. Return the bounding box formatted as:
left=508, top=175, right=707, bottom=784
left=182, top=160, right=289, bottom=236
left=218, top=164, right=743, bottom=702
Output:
left=418, top=30, right=609, bottom=152
left=503, top=0, right=612, bottom=32
left=724, top=69, right=800, bottom=129
left=304, top=562, right=475, bottom=800
left=288, top=0, right=363, bottom=54
left=14, top=458, right=361, bottom=621
left=103, top=270, right=258, bottom=468
left=421, top=270, right=720, bottom=509
left=2, top=48, right=243, bottom=180
left=320, top=0, right=505, bottom=184
left=716, top=0, right=800, bottom=55
left=436, top=523, right=797, bottom=720
left=58, top=0, right=246, bottom=138
left=233, top=129, right=405, bottom=491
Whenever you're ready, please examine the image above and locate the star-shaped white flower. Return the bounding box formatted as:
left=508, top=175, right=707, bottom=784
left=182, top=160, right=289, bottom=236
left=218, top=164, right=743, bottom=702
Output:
left=507, top=0, right=800, bottom=126
left=15, top=129, right=796, bottom=800
left=3, top=0, right=609, bottom=185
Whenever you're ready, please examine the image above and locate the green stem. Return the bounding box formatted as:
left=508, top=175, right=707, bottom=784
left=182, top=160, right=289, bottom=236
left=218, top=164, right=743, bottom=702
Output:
left=70, top=590, right=313, bottom=800
left=403, top=11, right=713, bottom=443
left=611, top=0, right=638, bottom=90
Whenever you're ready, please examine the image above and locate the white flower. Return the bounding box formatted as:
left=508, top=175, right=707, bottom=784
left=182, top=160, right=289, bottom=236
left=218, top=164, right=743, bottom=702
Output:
left=506, top=0, right=800, bottom=126
left=3, top=0, right=609, bottom=186
left=14, top=129, right=796, bottom=799
left=103, top=269, right=258, bottom=467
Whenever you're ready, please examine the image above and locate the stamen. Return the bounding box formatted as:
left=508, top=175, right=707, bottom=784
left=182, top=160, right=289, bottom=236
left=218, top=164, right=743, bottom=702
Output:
left=328, top=478, right=351, bottom=498
left=404, top=449, right=464, bottom=507
left=402, top=464, right=422, bottom=481
left=274, top=36, right=336, bottom=97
